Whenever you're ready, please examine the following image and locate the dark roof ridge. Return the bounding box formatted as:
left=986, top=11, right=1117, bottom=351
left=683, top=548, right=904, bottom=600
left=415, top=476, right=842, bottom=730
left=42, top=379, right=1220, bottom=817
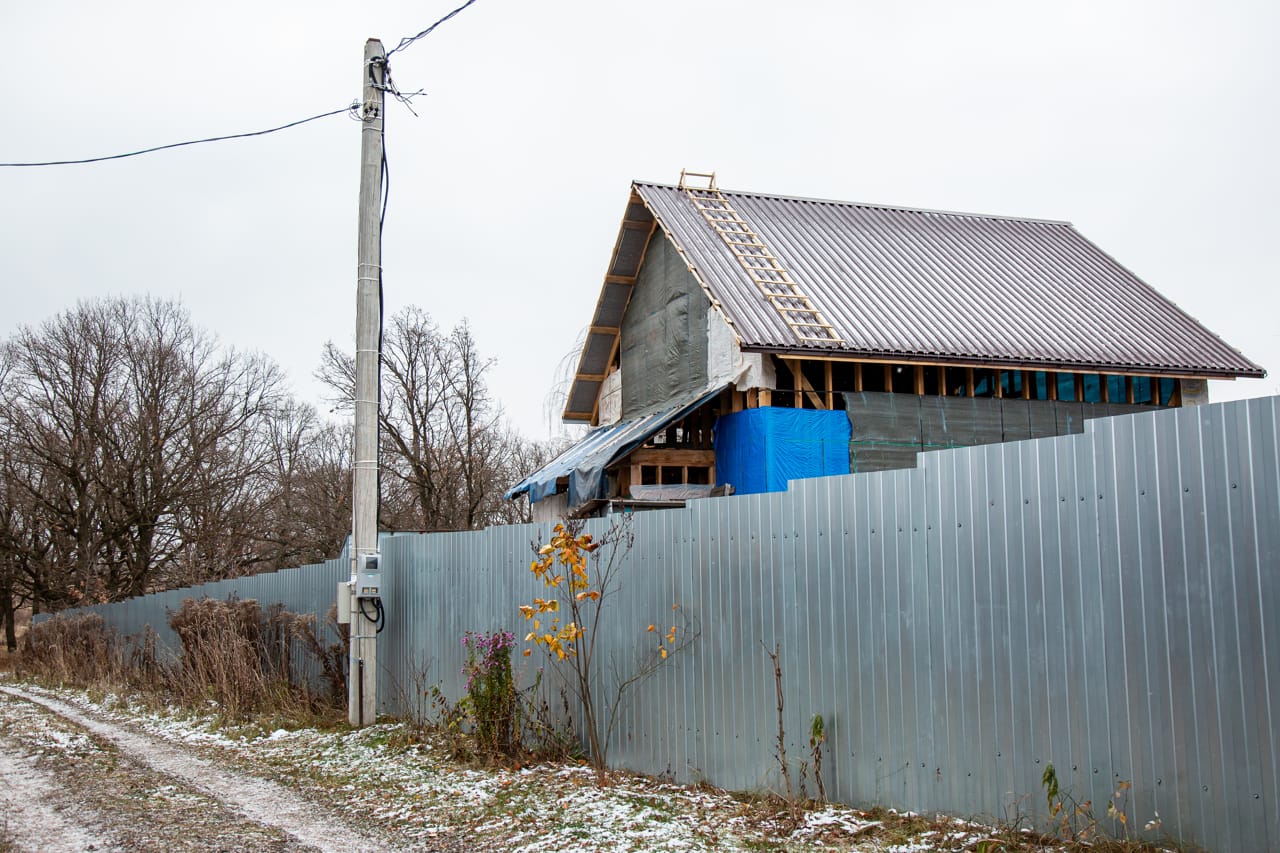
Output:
left=633, top=180, right=1074, bottom=227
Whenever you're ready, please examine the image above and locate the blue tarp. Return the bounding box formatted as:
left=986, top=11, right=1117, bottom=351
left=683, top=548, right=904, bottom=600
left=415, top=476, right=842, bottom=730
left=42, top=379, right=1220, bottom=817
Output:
left=505, top=385, right=726, bottom=509
left=714, top=407, right=851, bottom=495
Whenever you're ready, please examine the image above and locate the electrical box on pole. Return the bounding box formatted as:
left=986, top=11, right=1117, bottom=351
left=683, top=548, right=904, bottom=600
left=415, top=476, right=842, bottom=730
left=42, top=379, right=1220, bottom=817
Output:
left=346, top=37, right=386, bottom=728
left=356, top=553, right=382, bottom=599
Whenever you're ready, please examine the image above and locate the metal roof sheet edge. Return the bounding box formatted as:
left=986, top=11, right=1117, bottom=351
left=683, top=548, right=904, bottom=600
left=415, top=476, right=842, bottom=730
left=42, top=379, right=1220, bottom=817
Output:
left=736, top=345, right=1265, bottom=379
left=632, top=180, right=1074, bottom=227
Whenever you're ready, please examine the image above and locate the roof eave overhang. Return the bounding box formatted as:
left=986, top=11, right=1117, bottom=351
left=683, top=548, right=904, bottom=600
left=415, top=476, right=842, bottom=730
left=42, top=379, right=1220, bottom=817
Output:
left=562, top=188, right=659, bottom=423
left=738, top=345, right=1266, bottom=380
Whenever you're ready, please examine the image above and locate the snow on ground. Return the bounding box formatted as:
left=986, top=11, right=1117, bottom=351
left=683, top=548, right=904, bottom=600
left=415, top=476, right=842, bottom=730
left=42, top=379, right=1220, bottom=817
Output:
left=0, top=737, right=107, bottom=853
left=0, top=684, right=396, bottom=853
left=0, top=677, right=1109, bottom=852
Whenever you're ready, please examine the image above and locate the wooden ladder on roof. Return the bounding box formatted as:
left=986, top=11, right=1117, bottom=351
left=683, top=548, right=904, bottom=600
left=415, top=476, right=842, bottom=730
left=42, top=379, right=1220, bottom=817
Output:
left=678, top=170, right=841, bottom=345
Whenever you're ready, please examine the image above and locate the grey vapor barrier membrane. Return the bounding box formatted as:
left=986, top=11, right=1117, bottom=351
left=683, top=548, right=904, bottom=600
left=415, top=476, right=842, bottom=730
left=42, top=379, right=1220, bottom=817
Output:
left=620, top=233, right=709, bottom=419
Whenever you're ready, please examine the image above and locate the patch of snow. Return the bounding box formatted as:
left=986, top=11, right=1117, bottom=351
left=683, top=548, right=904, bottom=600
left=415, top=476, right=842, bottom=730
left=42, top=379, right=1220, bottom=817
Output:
left=0, top=738, right=113, bottom=853
left=0, top=685, right=398, bottom=853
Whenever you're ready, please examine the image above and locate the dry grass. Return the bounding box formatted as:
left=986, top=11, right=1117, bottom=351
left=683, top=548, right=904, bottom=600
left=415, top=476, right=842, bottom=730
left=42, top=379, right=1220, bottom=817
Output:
left=168, top=597, right=344, bottom=722
left=17, top=597, right=345, bottom=725
left=16, top=613, right=127, bottom=686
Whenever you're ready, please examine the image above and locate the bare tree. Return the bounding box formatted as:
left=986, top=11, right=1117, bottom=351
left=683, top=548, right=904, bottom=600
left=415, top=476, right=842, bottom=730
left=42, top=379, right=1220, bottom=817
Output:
left=3, top=302, right=125, bottom=607
left=0, top=297, right=554, bottom=620
left=318, top=307, right=542, bottom=532
left=93, top=299, right=284, bottom=593
left=1, top=298, right=288, bottom=606
left=251, top=405, right=353, bottom=571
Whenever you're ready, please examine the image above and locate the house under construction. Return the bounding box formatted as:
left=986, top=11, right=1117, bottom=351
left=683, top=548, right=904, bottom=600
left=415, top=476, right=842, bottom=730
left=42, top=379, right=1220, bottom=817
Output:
left=507, top=173, right=1265, bottom=520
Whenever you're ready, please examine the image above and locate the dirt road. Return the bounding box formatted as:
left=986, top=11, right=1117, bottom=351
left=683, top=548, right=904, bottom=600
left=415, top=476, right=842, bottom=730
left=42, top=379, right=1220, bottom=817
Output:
left=0, top=681, right=923, bottom=852
left=0, top=685, right=400, bottom=853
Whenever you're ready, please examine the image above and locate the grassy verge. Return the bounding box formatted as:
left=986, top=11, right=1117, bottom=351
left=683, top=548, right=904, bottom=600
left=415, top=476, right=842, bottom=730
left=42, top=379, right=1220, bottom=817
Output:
left=14, top=610, right=1196, bottom=853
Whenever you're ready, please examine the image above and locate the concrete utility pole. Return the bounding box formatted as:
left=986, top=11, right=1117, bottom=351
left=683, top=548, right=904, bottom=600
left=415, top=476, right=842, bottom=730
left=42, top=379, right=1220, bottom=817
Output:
left=348, top=37, right=386, bottom=727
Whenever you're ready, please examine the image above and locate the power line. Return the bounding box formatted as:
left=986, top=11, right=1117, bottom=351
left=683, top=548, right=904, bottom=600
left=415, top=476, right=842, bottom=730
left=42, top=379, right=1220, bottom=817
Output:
left=1, top=1, right=479, bottom=170
left=387, top=0, right=480, bottom=57
left=2, top=0, right=480, bottom=170
left=0, top=104, right=359, bottom=168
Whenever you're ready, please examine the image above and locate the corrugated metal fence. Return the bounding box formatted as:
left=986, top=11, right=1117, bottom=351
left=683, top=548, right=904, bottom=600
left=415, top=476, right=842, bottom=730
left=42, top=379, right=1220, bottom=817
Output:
left=44, top=396, right=1280, bottom=852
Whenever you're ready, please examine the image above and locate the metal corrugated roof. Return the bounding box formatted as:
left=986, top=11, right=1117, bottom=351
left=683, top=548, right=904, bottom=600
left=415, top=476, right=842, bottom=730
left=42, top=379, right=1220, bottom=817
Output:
left=634, top=182, right=1264, bottom=378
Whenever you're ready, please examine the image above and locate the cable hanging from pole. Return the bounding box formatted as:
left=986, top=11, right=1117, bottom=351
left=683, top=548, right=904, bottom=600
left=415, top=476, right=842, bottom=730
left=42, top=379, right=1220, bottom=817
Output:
left=386, top=0, right=480, bottom=57
left=3, top=0, right=479, bottom=169
left=0, top=104, right=360, bottom=168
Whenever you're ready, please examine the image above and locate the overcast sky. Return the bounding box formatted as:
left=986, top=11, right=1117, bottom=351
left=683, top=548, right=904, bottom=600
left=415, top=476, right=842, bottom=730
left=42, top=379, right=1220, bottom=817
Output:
left=3, top=0, right=1276, bottom=439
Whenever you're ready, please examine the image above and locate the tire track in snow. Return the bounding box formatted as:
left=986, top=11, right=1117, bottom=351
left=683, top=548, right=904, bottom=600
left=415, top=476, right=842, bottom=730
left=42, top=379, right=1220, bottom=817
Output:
left=0, top=686, right=397, bottom=853
left=0, top=738, right=115, bottom=853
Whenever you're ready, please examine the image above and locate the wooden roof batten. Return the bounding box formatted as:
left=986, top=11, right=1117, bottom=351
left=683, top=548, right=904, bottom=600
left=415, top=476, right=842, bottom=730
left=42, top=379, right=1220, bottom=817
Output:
left=563, top=190, right=657, bottom=423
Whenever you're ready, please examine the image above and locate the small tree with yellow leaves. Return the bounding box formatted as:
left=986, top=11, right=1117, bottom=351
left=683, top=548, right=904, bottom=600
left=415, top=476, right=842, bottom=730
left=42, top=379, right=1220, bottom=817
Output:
left=519, top=517, right=694, bottom=769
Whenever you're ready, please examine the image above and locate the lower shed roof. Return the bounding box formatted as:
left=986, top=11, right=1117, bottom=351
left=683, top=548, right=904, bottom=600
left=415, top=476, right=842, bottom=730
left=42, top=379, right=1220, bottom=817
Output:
left=508, top=385, right=724, bottom=509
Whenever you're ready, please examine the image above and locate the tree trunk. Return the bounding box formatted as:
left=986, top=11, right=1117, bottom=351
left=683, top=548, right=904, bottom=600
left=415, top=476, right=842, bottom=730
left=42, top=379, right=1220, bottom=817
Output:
left=2, top=586, right=17, bottom=651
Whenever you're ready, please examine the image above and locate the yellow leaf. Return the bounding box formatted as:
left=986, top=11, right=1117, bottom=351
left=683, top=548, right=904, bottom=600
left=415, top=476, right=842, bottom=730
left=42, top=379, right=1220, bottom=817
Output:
left=647, top=624, right=656, bottom=632
left=522, top=649, right=531, bottom=657
left=524, top=632, right=535, bottom=642
left=660, top=647, right=668, bottom=659
left=539, top=544, right=554, bottom=555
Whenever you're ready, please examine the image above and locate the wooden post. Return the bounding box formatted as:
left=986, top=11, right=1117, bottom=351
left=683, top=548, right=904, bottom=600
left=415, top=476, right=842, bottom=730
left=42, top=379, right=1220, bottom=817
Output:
left=349, top=38, right=385, bottom=728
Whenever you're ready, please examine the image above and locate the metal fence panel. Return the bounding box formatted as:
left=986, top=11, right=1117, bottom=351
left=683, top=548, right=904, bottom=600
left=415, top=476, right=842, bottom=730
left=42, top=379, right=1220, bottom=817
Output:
left=41, top=396, right=1280, bottom=853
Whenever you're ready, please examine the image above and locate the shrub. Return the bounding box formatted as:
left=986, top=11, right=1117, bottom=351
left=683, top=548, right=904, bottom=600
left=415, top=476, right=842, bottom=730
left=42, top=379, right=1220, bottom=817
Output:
left=461, top=630, right=517, bottom=754
left=18, top=613, right=123, bottom=686
left=168, top=597, right=335, bottom=719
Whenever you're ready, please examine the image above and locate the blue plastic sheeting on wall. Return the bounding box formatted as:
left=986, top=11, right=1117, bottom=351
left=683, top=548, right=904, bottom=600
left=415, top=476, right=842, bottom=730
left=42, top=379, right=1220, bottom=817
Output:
left=714, top=407, right=851, bottom=495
